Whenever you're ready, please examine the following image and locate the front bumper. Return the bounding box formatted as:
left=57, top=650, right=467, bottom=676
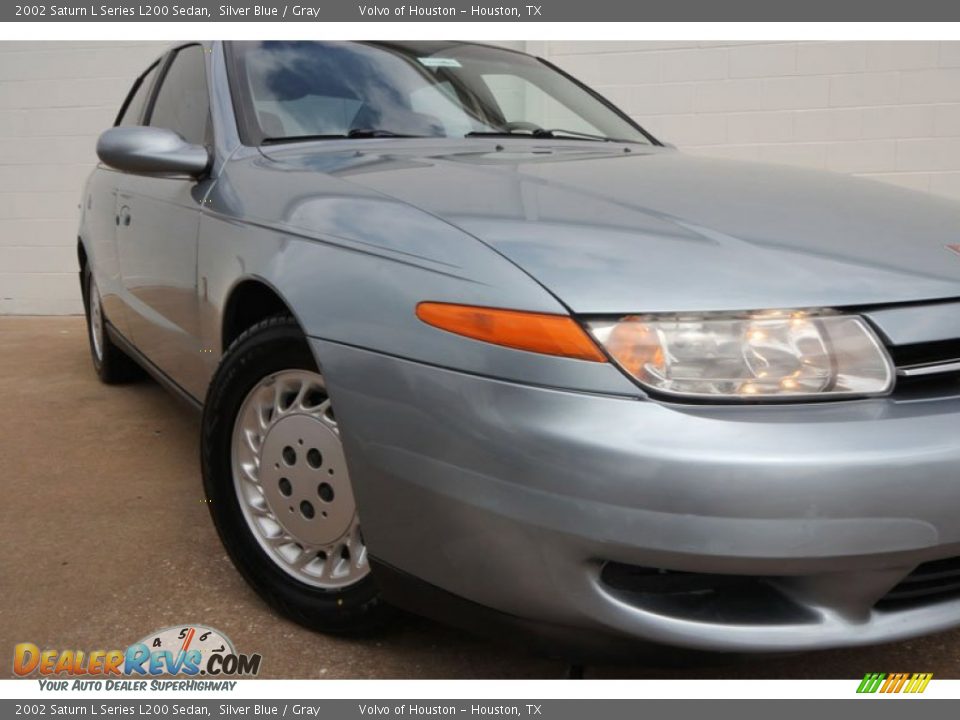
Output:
left=312, top=338, right=960, bottom=653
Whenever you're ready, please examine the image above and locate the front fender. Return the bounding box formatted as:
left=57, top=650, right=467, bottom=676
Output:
left=198, top=154, right=638, bottom=397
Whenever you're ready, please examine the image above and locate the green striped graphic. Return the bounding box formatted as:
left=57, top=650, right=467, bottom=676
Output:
left=857, top=672, right=886, bottom=693
left=856, top=672, right=933, bottom=694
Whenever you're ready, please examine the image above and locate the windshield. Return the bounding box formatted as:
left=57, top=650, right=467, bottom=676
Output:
left=226, top=41, right=653, bottom=145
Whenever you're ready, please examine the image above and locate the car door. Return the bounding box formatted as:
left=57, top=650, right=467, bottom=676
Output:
left=87, top=59, right=161, bottom=339
left=115, top=44, right=214, bottom=401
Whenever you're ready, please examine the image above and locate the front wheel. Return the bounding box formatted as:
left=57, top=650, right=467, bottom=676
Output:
left=201, top=315, right=391, bottom=633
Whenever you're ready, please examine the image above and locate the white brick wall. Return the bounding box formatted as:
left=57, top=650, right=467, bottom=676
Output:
left=538, top=41, right=960, bottom=199
left=0, top=41, right=165, bottom=315
left=3, top=40, right=960, bottom=315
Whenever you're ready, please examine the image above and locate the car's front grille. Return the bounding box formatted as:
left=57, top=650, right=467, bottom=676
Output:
left=889, top=338, right=960, bottom=371
left=876, top=556, right=960, bottom=610
left=888, top=338, right=960, bottom=397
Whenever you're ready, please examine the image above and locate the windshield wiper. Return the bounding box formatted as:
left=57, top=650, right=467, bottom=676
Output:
left=261, top=133, right=348, bottom=144
left=346, top=128, right=431, bottom=138
left=261, top=129, right=430, bottom=145
left=534, top=128, right=619, bottom=142
left=465, top=128, right=623, bottom=143
left=465, top=130, right=534, bottom=139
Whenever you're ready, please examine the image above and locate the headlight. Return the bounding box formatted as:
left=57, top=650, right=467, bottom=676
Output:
left=586, top=310, right=894, bottom=400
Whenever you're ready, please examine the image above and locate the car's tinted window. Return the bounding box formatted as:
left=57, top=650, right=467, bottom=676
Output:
left=116, top=63, right=159, bottom=127
left=149, top=45, right=210, bottom=145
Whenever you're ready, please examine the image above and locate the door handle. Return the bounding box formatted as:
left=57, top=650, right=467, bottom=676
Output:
left=118, top=206, right=132, bottom=227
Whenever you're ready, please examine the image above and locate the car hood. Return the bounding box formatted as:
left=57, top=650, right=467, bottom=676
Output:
left=260, top=141, right=960, bottom=314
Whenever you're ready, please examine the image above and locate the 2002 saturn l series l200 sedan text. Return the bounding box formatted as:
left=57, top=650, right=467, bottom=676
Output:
left=80, top=40, right=960, bottom=657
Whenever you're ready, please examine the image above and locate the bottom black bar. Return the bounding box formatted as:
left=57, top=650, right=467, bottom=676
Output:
left=1, top=699, right=958, bottom=720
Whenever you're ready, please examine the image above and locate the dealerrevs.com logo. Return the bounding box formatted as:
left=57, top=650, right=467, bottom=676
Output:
left=13, top=625, right=262, bottom=690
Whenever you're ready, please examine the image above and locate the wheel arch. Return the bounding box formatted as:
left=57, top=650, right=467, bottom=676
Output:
left=220, top=276, right=305, bottom=352
left=77, top=236, right=90, bottom=310
left=77, top=237, right=88, bottom=270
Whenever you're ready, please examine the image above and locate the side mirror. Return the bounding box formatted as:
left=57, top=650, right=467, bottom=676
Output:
left=96, top=126, right=210, bottom=177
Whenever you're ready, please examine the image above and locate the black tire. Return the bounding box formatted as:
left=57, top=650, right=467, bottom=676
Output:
left=201, top=315, right=393, bottom=633
left=83, top=269, right=142, bottom=384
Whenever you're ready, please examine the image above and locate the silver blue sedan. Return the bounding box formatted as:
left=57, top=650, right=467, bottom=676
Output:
left=81, top=40, right=960, bottom=656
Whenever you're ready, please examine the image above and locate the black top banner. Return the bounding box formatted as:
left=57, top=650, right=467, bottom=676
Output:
left=7, top=0, right=960, bottom=21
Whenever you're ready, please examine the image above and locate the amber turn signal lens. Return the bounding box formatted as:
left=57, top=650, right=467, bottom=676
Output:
left=416, top=302, right=607, bottom=363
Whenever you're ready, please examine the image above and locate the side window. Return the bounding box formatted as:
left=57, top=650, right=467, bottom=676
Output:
left=148, top=45, right=211, bottom=146
left=116, top=63, right=159, bottom=127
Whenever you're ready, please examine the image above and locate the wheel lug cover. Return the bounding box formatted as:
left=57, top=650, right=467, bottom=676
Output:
left=259, top=414, right=354, bottom=547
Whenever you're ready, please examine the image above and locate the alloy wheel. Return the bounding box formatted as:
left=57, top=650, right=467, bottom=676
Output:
left=89, top=278, right=104, bottom=362
left=230, top=369, right=368, bottom=589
